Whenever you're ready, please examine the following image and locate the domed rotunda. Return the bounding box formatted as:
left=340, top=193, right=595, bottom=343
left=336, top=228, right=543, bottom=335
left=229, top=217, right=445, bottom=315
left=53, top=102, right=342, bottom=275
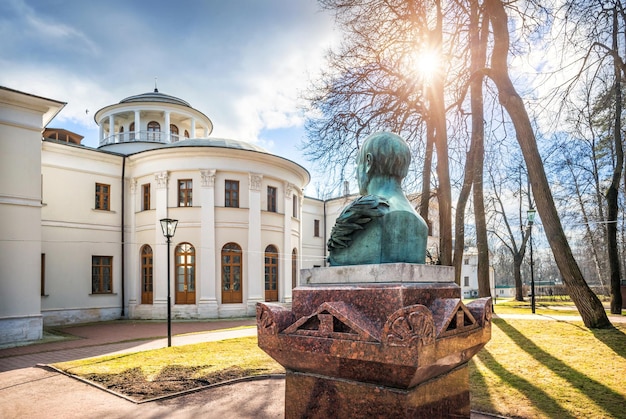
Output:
left=38, top=88, right=313, bottom=324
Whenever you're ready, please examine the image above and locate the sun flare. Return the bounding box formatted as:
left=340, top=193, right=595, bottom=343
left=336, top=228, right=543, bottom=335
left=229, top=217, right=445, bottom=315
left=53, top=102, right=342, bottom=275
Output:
left=414, top=49, right=440, bottom=78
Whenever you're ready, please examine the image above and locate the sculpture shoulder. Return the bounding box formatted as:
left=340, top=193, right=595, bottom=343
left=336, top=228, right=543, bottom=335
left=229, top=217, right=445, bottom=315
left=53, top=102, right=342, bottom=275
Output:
left=382, top=209, right=428, bottom=233
left=327, top=195, right=389, bottom=251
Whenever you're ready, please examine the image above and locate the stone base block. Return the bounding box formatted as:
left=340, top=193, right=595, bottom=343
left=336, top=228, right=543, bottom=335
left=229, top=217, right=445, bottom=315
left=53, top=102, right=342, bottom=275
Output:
left=285, top=364, right=470, bottom=418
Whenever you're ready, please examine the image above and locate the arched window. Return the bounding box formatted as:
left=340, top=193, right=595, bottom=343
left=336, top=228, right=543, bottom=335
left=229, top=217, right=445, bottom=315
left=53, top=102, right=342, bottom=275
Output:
left=265, top=245, right=279, bottom=302
left=175, top=243, right=195, bottom=304
left=222, top=243, right=242, bottom=303
left=147, top=121, right=160, bottom=141
left=129, top=122, right=135, bottom=140
left=292, top=248, right=298, bottom=289
left=184, top=129, right=190, bottom=138
left=119, top=125, right=124, bottom=142
left=170, top=124, right=179, bottom=142
left=140, top=245, right=153, bottom=304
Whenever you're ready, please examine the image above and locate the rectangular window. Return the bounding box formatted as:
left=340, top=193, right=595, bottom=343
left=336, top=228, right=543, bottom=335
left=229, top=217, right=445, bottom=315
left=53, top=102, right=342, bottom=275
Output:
left=314, top=219, right=320, bottom=237
left=142, top=183, right=151, bottom=211
left=292, top=194, right=298, bottom=218
left=41, top=253, right=45, bottom=296
left=464, top=258, right=469, bottom=265
left=92, top=256, right=113, bottom=294
left=225, top=180, right=239, bottom=208
left=464, top=276, right=470, bottom=287
left=95, top=183, right=110, bottom=210
left=178, top=179, right=193, bottom=207
left=267, top=186, right=277, bottom=212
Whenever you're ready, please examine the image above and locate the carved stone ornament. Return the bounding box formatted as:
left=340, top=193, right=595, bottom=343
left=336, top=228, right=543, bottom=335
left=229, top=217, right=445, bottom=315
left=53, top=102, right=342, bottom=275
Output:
left=257, top=304, right=277, bottom=335
left=130, top=178, right=137, bottom=193
left=282, top=301, right=380, bottom=342
left=382, top=304, right=436, bottom=347
left=200, top=169, right=216, bottom=187
left=154, top=171, right=169, bottom=189
left=284, top=182, right=294, bottom=197
left=249, top=173, right=263, bottom=191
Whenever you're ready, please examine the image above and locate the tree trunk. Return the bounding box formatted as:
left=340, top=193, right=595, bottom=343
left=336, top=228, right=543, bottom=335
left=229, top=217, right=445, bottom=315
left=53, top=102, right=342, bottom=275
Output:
left=471, top=0, right=491, bottom=297
left=420, top=122, right=435, bottom=237
left=514, top=254, right=524, bottom=301
left=431, top=0, right=453, bottom=266
left=453, top=149, right=474, bottom=285
left=608, top=6, right=624, bottom=314
left=485, top=0, right=612, bottom=328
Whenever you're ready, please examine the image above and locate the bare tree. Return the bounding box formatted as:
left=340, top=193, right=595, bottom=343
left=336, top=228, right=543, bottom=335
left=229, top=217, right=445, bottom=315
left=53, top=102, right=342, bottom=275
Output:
left=484, top=0, right=612, bottom=328
left=487, top=163, right=532, bottom=301
left=303, top=0, right=460, bottom=265
left=553, top=0, right=626, bottom=313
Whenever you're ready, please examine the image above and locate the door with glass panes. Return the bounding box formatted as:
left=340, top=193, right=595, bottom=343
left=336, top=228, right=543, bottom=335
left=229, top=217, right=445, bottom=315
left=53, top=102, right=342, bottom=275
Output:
left=264, top=245, right=278, bottom=302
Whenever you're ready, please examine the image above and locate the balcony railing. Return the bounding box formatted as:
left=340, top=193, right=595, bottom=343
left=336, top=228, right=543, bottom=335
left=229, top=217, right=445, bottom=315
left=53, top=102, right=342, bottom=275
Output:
left=99, top=131, right=185, bottom=147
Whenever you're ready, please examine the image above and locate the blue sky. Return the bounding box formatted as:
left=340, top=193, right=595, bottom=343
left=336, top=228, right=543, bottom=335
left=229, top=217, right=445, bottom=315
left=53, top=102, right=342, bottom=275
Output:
left=0, top=0, right=338, bottom=194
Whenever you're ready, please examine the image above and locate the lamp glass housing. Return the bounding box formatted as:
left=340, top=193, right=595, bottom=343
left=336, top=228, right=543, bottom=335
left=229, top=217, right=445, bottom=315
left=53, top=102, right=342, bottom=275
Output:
left=160, top=218, right=178, bottom=238
left=527, top=208, right=536, bottom=225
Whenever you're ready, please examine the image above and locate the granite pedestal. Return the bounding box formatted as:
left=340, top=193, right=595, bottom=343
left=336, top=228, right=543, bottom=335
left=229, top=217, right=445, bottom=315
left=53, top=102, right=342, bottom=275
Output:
left=257, top=263, right=491, bottom=418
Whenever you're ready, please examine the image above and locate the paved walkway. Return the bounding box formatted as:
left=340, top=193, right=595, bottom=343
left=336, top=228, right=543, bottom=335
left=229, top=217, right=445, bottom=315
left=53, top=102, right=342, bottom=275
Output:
left=1, top=313, right=624, bottom=418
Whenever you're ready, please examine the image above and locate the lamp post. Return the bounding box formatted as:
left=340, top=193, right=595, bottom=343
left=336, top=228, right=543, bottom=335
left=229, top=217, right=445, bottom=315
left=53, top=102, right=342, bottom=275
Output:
left=527, top=208, right=536, bottom=314
left=160, top=218, right=178, bottom=347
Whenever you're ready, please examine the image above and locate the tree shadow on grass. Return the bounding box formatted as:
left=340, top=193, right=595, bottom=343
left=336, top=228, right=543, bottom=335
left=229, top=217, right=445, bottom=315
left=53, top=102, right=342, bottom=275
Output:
left=469, top=359, right=496, bottom=414
left=591, top=323, right=626, bottom=360
left=496, top=318, right=626, bottom=418
left=476, top=349, right=577, bottom=419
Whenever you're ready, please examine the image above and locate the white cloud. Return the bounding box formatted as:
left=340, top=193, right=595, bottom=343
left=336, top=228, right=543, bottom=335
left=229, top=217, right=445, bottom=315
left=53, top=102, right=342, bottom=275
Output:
left=0, top=0, right=338, bottom=177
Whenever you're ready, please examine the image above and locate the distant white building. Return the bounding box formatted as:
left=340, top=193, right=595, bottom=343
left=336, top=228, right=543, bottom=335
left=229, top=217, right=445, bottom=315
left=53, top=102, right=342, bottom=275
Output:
left=494, top=285, right=516, bottom=299
left=459, top=247, right=495, bottom=299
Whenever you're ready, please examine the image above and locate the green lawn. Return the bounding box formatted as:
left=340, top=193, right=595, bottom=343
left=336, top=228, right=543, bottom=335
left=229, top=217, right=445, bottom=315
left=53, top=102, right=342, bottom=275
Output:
left=53, top=318, right=626, bottom=417
left=491, top=298, right=625, bottom=317
left=472, top=318, right=626, bottom=418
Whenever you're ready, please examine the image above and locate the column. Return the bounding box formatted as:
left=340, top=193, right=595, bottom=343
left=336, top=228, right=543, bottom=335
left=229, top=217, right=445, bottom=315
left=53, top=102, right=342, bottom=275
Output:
left=191, top=118, right=196, bottom=138
left=164, top=111, right=170, bottom=143
left=99, top=122, right=104, bottom=144
left=282, top=182, right=294, bottom=302
left=108, top=115, right=115, bottom=143
left=127, top=179, right=139, bottom=316
left=247, top=172, right=263, bottom=315
left=198, top=169, right=218, bottom=318
left=153, top=171, right=169, bottom=318
left=134, top=110, right=140, bottom=140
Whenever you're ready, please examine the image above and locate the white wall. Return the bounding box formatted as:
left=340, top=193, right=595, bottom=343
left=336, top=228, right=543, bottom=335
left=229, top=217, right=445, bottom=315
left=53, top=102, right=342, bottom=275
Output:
left=0, top=88, right=64, bottom=344
left=41, top=143, right=123, bottom=325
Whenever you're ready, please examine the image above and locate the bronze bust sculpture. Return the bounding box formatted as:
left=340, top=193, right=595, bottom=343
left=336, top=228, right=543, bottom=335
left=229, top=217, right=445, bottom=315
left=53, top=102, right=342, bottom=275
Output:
left=327, top=132, right=428, bottom=266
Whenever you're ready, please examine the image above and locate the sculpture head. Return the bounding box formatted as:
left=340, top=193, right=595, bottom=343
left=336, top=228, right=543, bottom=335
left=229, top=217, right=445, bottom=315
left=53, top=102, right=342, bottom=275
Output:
left=357, top=132, right=411, bottom=194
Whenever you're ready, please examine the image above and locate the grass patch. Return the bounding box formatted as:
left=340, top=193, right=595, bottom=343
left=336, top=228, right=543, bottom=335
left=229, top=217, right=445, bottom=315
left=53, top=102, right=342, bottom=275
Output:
left=471, top=319, right=626, bottom=418
left=491, top=298, right=625, bottom=316
left=53, top=336, right=283, bottom=400
left=53, top=320, right=626, bottom=417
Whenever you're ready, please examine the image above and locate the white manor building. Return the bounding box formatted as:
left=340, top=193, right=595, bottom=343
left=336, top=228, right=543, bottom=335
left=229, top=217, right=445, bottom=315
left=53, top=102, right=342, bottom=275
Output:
left=0, top=86, right=341, bottom=345
left=1, top=86, right=464, bottom=346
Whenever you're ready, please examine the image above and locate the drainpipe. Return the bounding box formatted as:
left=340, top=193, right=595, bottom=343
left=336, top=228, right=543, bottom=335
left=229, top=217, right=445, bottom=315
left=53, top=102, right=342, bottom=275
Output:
left=323, top=199, right=327, bottom=267
left=120, top=156, right=126, bottom=317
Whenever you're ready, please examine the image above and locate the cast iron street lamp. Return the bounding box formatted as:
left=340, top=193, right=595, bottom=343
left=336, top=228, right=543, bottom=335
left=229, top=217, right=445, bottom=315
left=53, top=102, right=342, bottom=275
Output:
left=160, top=218, right=178, bottom=347
left=527, top=208, right=536, bottom=314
